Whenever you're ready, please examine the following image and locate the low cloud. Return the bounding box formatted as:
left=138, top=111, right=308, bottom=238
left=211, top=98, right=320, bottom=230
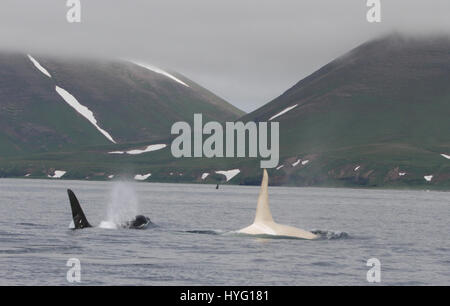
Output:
left=1, top=0, right=449, bottom=111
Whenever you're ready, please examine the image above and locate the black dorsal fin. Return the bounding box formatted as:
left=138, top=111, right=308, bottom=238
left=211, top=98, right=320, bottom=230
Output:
left=67, top=189, right=92, bottom=229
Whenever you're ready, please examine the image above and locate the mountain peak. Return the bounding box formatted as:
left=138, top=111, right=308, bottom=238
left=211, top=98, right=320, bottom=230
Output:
left=241, top=33, right=450, bottom=187
left=0, top=52, right=244, bottom=155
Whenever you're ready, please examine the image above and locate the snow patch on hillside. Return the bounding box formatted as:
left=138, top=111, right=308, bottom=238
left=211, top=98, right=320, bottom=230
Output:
left=27, top=54, right=52, bottom=78
left=269, top=104, right=298, bottom=121
left=292, top=159, right=301, bottom=167
left=441, top=154, right=450, bottom=160
left=48, top=170, right=66, bottom=179
left=215, top=169, right=240, bottom=182
left=126, top=144, right=167, bottom=155
left=134, top=173, right=151, bottom=181
left=108, top=144, right=166, bottom=155
left=132, top=61, right=189, bottom=87
left=55, top=86, right=116, bottom=143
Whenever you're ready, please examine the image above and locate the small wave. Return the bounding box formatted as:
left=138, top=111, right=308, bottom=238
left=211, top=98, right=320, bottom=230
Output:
left=311, top=230, right=350, bottom=240
left=0, top=245, right=84, bottom=255
left=184, top=230, right=224, bottom=235
left=17, top=222, right=38, bottom=226
left=311, top=261, right=334, bottom=267
left=16, top=222, right=48, bottom=229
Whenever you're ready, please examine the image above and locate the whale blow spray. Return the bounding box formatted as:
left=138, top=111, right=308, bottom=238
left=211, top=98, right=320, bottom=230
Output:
left=101, top=182, right=139, bottom=228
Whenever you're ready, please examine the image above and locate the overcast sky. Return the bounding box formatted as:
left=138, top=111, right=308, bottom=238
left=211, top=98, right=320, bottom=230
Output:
left=1, top=0, right=450, bottom=112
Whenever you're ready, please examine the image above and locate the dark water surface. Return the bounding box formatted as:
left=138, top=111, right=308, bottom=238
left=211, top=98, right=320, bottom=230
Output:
left=0, top=178, right=449, bottom=285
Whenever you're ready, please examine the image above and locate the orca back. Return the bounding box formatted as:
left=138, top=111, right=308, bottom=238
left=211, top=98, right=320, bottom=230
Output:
left=129, top=215, right=151, bottom=229
left=67, top=189, right=92, bottom=229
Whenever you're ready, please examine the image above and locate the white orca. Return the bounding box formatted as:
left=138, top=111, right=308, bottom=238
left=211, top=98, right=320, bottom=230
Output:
left=238, top=169, right=318, bottom=240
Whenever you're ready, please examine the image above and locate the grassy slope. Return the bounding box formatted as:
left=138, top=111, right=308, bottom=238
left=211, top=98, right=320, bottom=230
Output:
left=0, top=53, right=111, bottom=156
left=2, top=35, right=450, bottom=189
left=238, top=34, right=450, bottom=188
left=38, top=56, right=244, bottom=143
left=0, top=53, right=244, bottom=157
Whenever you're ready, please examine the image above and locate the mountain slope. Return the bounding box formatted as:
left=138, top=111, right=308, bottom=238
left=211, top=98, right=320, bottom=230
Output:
left=0, top=52, right=244, bottom=156
left=1, top=35, right=449, bottom=189
left=240, top=34, right=450, bottom=187
left=0, top=53, right=110, bottom=155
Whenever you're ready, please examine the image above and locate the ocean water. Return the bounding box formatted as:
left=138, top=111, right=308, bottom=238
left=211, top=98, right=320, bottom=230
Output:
left=0, top=178, right=449, bottom=286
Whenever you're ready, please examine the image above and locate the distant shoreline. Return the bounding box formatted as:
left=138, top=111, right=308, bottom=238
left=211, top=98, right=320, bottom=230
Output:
left=1, top=176, right=448, bottom=192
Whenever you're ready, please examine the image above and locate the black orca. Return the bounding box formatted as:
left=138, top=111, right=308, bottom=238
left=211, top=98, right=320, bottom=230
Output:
left=122, top=215, right=151, bottom=229
left=67, top=189, right=152, bottom=230
left=68, top=189, right=92, bottom=229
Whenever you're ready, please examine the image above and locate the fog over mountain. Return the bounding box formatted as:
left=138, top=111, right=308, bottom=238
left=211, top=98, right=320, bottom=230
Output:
left=1, top=0, right=450, bottom=111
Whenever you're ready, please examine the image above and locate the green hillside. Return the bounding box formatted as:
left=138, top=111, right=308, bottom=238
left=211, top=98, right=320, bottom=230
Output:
left=239, top=34, right=450, bottom=188
left=0, top=52, right=243, bottom=156
left=0, top=53, right=110, bottom=155
left=1, top=34, right=450, bottom=189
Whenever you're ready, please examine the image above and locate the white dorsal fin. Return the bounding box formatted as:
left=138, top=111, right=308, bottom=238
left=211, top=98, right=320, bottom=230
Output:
left=254, top=169, right=274, bottom=223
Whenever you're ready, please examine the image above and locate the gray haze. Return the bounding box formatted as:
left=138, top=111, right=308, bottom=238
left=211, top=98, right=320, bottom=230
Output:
left=1, top=0, right=450, bottom=112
